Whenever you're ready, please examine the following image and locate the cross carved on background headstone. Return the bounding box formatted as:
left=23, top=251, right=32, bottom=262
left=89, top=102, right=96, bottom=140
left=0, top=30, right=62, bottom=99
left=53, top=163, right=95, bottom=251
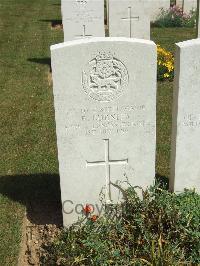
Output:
left=86, top=139, right=128, bottom=203
left=75, top=25, right=92, bottom=38
left=121, top=7, right=139, bottom=38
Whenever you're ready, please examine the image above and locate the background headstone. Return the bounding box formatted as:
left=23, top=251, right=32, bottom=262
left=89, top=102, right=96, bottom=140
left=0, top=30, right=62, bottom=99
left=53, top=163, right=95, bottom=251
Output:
left=51, top=38, right=157, bottom=227
left=61, top=0, right=105, bottom=41
left=108, top=0, right=150, bottom=39
left=170, top=38, right=200, bottom=193
left=146, top=0, right=170, bottom=21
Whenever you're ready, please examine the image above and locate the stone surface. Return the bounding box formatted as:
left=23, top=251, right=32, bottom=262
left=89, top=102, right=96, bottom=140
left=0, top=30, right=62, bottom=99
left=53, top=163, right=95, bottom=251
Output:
left=51, top=38, right=157, bottom=227
left=176, top=0, right=197, bottom=13
left=146, top=0, right=170, bottom=21
left=61, top=0, right=105, bottom=41
left=108, top=0, right=150, bottom=39
left=108, top=0, right=170, bottom=38
left=170, top=38, right=200, bottom=193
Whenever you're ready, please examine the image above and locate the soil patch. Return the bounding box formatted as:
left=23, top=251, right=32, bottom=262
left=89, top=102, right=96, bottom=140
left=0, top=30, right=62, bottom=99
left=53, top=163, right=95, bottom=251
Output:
left=18, top=201, right=62, bottom=266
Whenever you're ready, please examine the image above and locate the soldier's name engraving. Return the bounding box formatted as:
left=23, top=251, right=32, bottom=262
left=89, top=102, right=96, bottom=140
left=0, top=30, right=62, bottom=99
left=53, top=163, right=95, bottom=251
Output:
left=66, top=1, right=101, bottom=23
left=65, top=104, right=155, bottom=136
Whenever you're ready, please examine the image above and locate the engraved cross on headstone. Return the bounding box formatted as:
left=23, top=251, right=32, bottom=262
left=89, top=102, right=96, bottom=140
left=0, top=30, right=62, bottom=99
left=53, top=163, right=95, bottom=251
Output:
left=86, top=139, right=128, bottom=203
left=121, top=7, right=139, bottom=38
left=75, top=25, right=92, bottom=38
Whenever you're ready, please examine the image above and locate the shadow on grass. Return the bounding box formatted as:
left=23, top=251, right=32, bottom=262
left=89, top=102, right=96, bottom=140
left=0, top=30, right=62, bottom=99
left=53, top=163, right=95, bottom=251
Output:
left=28, top=57, right=52, bottom=72
left=0, top=173, right=62, bottom=225
left=39, top=19, right=62, bottom=28
left=0, top=172, right=169, bottom=225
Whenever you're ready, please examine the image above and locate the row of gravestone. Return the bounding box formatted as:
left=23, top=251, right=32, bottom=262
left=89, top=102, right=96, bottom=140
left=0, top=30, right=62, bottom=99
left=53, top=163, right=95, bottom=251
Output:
left=50, top=37, right=200, bottom=227
left=50, top=1, right=200, bottom=227
left=61, top=0, right=170, bottom=41
left=61, top=0, right=200, bottom=42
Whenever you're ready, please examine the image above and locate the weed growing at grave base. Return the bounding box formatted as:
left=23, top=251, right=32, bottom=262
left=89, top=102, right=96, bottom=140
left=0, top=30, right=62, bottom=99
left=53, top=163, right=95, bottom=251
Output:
left=42, top=186, right=200, bottom=265
left=153, top=6, right=196, bottom=28
left=157, top=45, right=174, bottom=81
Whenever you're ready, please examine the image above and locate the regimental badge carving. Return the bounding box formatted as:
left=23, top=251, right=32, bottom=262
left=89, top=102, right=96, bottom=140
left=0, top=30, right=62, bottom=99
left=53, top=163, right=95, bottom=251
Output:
left=82, top=52, right=129, bottom=102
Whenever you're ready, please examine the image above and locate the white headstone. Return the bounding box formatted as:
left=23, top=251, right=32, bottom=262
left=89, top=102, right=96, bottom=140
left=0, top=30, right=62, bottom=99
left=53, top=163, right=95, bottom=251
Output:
left=170, top=38, right=200, bottom=193
left=176, top=0, right=197, bottom=13
left=61, top=0, right=105, bottom=41
left=108, top=0, right=150, bottom=39
left=146, top=0, right=170, bottom=21
left=51, top=38, right=157, bottom=227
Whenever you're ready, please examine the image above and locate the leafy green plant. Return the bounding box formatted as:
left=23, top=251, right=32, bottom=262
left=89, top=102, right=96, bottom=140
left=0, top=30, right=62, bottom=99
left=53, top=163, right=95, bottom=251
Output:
left=42, top=186, right=200, bottom=265
left=153, top=6, right=196, bottom=28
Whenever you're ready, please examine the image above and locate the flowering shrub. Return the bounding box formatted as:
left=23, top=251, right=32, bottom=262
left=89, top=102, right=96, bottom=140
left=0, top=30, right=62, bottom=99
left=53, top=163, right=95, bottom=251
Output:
left=83, top=204, right=98, bottom=222
left=43, top=187, right=200, bottom=265
left=83, top=204, right=94, bottom=215
left=153, top=5, right=196, bottom=28
left=157, top=45, right=174, bottom=81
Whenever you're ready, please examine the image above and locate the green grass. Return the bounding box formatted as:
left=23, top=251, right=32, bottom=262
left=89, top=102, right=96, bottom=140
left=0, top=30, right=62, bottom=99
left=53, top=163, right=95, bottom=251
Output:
left=0, top=0, right=62, bottom=264
left=151, top=28, right=196, bottom=178
left=151, top=27, right=196, bottom=53
left=0, top=1, right=197, bottom=264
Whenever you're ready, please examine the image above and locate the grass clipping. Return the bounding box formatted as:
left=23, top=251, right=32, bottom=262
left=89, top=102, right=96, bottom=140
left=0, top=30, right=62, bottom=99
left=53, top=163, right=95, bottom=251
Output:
left=42, top=186, right=200, bottom=265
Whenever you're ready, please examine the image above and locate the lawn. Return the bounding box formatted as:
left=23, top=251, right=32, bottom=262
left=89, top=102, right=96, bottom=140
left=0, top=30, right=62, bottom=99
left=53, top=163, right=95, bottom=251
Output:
left=0, top=0, right=62, bottom=264
left=0, top=0, right=196, bottom=264
left=151, top=27, right=196, bottom=178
